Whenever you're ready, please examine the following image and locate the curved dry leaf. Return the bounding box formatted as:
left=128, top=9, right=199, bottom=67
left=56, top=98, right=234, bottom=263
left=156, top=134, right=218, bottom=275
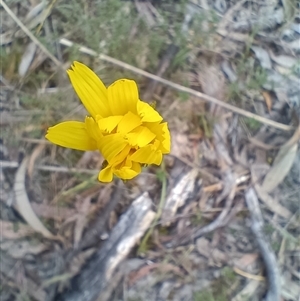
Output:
left=262, top=126, right=300, bottom=193
left=254, top=184, right=292, bottom=219
left=262, top=91, right=272, bottom=111
left=14, top=157, right=56, bottom=239
left=261, top=143, right=297, bottom=193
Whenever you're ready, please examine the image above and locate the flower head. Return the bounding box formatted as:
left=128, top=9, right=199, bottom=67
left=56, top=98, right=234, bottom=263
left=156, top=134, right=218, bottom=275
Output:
left=46, top=61, right=171, bottom=182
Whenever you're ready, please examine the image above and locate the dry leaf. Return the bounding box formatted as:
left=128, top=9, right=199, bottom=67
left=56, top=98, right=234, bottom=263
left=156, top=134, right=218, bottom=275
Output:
left=252, top=165, right=292, bottom=219
left=68, top=248, right=95, bottom=276
left=269, top=52, right=298, bottom=69
left=18, top=42, right=37, bottom=77
left=232, top=280, right=260, bottom=301
left=198, top=64, right=225, bottom=99
left=73, top=196, right=92, bottom=248
left=28, top=143, right=45, bottom=178
left=23, top=277, right=47, bottom=301
left=161, top=168, right=198, bottom=226
left=196, top=237, right=228, bottom=266
left=288, top=38, right=300, bottom=51
left=262, top=91, right=272, bottom=111
left=25, top=2, right=46, bottom=21
left=31, top=203, right=76, bottom=220
left=262, top=126, right=300, bottom=193
left=0, top=31, right=13, bottom=45
left=234, top=253, right=259, bottom=270
left=281, top=275, right=300, bottom=300
left=251, top=46, right=272, bottom=69
left=1, top=240, right=48, bottom=258
left=221, top=60, right=237, bottom=82
left=0, top=220, right=35, bottom=240
left=255, top=184, right=292, bottom=219
left=14, top=157, right=56, bottom=239
left=6, top=262, right=47, bottom=301
left=171, top=132, right=193, bottom=159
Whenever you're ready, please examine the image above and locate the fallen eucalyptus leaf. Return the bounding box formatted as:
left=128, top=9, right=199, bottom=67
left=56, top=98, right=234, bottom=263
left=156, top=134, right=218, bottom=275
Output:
left=251, top=46, right=272, bottom=69
left=14, top=157, right=56, bottom=239
left=254, top=183, right=292, bottom=219
left=262, top=126, right=300, bottom=193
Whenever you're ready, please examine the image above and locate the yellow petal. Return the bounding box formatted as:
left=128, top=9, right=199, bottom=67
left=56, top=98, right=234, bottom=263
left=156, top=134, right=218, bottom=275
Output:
left=67, top=61, right=110, bottom=118
left=145, top=122, right=171, bottom=153
left=117, top=111, right=141, bottom=134
left=107, top=79, right=139, bottom=115
left=131, top=161, right=142, bottom=173
left=130, top=145, right=162, bottom=165
left=98, top=165, right=113, bottom=182
left=114, top=161, right=141, bottom=180
left=126, top=126, right=156, bottom=148
left=85, top=116, right=102, bottom=142
left=97, top=133, right=128, bottom=163
left=98, top=116, right=123, bottom=133
left=110, top=145, right=131, bottom=165
left=137, top=101, right=163, bottom=122
left=46, top=121, right=97, bottom=151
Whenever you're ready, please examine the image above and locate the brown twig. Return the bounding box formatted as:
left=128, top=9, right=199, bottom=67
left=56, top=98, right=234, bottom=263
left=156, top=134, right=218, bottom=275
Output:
left=58, top=38, right=293, bottom=132
left=245, top=188, right=281, bottom=301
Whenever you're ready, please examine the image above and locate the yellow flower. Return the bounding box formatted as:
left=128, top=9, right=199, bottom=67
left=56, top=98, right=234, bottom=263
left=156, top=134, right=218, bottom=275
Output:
left=46, top=61, right=171, bottom=182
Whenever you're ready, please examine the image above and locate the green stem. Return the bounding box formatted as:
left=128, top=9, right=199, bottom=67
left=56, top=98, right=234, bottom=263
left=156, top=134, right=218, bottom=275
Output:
left=138, top=162, right=167, bottom=254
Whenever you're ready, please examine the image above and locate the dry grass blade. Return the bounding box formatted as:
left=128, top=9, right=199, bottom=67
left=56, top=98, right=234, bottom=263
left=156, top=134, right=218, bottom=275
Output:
left=13, top=157, right=56, bottom=239
left=0, top=0, right=61, bottom=67
left=59, top=38, right=292, bottom=132
left=262, top=125, right=300, bottom=193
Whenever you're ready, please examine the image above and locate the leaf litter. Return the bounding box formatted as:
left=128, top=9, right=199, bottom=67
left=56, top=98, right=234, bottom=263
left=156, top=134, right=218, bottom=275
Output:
left=1, top=0, right=300, bottom=300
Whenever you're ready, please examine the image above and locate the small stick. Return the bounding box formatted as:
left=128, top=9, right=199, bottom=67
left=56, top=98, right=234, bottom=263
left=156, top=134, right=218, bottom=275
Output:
left=245, top=188, right=281, bottom=301
left=59, top=38, right=292, bottom=132
left=0, top=160, right=98, bottom=174
left=2, top=1, right=292, bottom=132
